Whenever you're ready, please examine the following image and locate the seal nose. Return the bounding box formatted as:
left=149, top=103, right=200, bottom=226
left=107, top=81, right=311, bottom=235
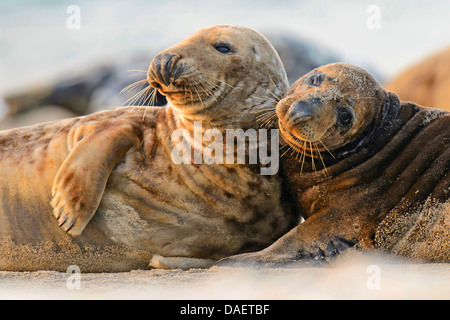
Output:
left=148, top=52, right=181, bottom=88
left=285, top=100, right=314, bottom=127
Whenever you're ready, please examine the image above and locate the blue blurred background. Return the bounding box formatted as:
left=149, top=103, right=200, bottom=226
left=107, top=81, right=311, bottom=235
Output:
left=0, top=0, right=449, bottom=122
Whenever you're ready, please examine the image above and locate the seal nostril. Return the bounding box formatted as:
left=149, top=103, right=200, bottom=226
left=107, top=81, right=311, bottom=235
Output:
left=150, top=81, right=162, bottom=90
left=161, top=53, right=181, bottom=86
left=163, top=54, right=180, bottom=74
left=149, top=53, right=181, bottom=87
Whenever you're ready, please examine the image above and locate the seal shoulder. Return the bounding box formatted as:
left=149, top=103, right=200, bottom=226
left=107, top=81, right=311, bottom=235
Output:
left=49, top=106, right=163, bottom=236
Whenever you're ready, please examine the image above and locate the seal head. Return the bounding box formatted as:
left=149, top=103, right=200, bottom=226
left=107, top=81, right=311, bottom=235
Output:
left=148, top=25, right=288, bottom=127
left=277, top=63, right=387, bottom=160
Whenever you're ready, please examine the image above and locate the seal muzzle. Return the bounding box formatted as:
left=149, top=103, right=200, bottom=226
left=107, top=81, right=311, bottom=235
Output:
left=148, top=52, right=181, bottom=88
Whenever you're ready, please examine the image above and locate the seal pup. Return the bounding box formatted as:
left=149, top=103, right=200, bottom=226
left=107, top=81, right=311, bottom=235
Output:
left=218, top=62, right=449, bottom=267
left=0, top=25, right=295, bottom=272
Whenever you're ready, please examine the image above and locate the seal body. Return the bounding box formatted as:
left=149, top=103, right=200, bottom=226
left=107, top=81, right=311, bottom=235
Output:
left=0, top=107, right=290, bottom=271
left=0, top=25, right=295, bottom=272
left=218, top=63, right=449, bottom=267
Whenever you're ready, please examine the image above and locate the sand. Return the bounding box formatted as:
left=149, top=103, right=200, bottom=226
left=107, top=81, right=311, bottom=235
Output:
left=0, top=253, right=448, bottom=300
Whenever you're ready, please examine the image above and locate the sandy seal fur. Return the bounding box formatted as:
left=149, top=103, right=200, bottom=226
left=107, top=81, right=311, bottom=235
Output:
left=0, top=25, right=294, bottom=272
left=218, top=62, right=449, bottom=267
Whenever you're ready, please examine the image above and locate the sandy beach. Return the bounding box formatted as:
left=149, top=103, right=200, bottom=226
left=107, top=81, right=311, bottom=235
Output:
left=1, top=254, right=448, bottom=300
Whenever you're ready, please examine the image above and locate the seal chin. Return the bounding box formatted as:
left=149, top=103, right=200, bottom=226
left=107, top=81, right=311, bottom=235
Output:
left=278, top=120, right=332, bottom=159
left=279, top=119, right=320, bottom=144
left=155, top=85, right=188, bottom=100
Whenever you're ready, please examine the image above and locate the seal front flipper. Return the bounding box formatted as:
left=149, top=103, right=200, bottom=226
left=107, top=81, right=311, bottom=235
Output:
left=51, top=121, right=139, bottom=236
left=216, top=210, right=364, bottom=268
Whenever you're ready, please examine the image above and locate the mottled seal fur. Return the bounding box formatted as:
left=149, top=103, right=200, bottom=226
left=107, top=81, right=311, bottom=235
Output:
left=0, top=25, right=295, bottom=272
left=218, top=63, right=449, bottom=267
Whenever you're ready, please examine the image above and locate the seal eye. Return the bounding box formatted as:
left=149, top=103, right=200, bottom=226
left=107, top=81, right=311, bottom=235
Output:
left=213, top=43, right=232, bottom=54
left=337, top=107, right=353, bottom=125
left=309, top=73, right=325, bottom=87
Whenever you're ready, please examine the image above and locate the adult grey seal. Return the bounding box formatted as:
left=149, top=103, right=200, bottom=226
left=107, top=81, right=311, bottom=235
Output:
left=0, top=25, right=295, bottom=272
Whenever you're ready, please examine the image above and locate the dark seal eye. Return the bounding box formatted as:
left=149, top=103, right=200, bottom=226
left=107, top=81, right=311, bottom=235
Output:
left=213, top=43, right=232, bottom=54
left=337, top=107, right=353, bottom=125
left=309, top=73, right=325, bottom=87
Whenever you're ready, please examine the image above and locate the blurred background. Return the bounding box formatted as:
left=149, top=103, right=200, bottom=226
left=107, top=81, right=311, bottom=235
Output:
left=0, top=0, right=449, bottom=129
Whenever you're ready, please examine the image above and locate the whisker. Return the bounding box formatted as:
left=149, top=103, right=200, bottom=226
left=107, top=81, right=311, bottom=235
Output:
left=267, top=75, right=283, bottom=102
left=130, top=90, right=149, bottom=107
left=310, top=141, right=316, bottom=171
left=192, top=81, right=205, bottom=108
left=136, top=86, right=152, bottom=106
left=140, top=88, right=156, bottom=108
left=319, top=140, right=335, bottom=159
left=127, top=73, right=147, bottom=78
left=150, top=87, right=159, bottom=105
left=188, top=85, right=194, bottom=104
left=261, top=87, right=281, bottom=103
left=202, top=74, right=238, bottom=92
left=197, top=80, right=217, bottom=102
left=140, top=90, right=156, bottom=120
left=142, top=91, right=155, bottom=120
left=255, top=109, right=276, bottom=119
left=292, top=138, right=301, bottom=160
left=281, top=145, right=293, bottom=158
left=120, top=79, right=148, bottom=94
left=315, top=142, right=328, bottom=174
left=251, top=95, right=278, bottom=104
left=300, top=140, right=307, bottom=174
left=260, top=113, right=277, bottom=128
left=122, top=86, right=151, bottom=106
left=251, top=107, right=276, bottom=114
left=255, top=110, right=276, bottom=122
left=201, top=78, right=227, bottom=100
left=135, top=87, right=152, bottom=106
left=142, top=108, right=148, bottom=120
